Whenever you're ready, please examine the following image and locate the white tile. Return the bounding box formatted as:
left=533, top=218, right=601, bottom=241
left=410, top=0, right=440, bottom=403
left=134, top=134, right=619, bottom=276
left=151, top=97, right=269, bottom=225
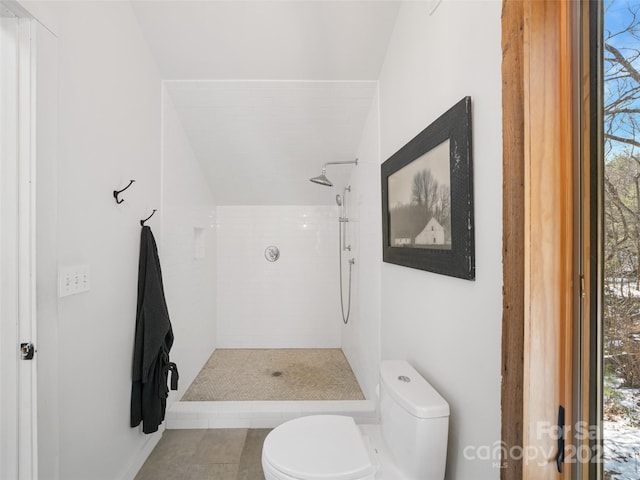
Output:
left=166, top=400, right=377, bottom=430
left=216, top=206, right=342, bottom=348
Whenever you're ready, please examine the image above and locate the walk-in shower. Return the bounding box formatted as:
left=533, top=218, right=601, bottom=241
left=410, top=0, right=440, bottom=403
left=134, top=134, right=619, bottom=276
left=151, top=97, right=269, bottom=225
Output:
left=310, top=159, right=358, bottom=324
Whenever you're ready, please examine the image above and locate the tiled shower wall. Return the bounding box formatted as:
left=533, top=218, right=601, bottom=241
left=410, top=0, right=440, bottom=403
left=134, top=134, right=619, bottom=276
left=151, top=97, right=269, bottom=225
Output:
left=162, top=92, right=217, bottom=401
left=216, top=205, right=342, bottom=348
left=341, top=94, right=381, bottom=401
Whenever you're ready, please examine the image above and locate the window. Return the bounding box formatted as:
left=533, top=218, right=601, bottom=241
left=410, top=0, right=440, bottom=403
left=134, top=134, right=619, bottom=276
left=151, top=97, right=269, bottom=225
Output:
left=601, top=1, right=640, bottom=478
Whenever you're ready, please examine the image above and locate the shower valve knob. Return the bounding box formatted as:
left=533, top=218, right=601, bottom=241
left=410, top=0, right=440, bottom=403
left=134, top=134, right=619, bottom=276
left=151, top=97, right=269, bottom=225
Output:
left=264, top=246, right=280, bottom=262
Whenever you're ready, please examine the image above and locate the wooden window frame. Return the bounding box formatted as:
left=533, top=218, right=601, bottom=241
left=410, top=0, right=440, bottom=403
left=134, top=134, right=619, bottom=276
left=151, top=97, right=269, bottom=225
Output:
left=501, top=0, right=582, bottom=478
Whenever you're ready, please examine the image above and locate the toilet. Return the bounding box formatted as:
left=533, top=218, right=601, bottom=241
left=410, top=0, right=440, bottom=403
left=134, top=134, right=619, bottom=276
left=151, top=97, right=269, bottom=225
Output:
left=261, top=360, right=450, bottom=480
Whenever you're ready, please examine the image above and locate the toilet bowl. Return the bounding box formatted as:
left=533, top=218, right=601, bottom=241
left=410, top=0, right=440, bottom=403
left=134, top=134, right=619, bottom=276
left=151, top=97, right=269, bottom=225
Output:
left=262, top=415, right=376, bottom=480
left=261, top=360, right=450, bottom=480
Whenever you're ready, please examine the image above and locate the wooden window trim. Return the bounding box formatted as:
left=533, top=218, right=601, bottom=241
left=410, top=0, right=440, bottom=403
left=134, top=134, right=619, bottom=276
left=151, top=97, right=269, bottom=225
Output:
left=502, top=1, right=577, bottom=478
left=501, top=1, right=525, bottom=477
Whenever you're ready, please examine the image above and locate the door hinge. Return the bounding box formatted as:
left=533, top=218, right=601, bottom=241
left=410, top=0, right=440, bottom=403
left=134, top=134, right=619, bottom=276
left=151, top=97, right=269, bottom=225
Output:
left=20, top=342, right=35, bottom=360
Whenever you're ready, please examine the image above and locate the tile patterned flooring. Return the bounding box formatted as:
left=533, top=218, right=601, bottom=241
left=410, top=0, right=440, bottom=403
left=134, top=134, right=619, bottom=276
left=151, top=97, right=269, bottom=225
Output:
left=134, top=428, right=270, bottom=480
left=138, top=349, right=364, bottom=478
left=182, top=349, right=364, bottom=401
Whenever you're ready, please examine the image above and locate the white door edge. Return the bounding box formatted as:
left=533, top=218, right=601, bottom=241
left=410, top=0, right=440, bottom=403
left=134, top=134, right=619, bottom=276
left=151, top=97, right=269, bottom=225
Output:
left=1, top=4, right=38, bottom=479
left=17, top=14, right=38, bottom=480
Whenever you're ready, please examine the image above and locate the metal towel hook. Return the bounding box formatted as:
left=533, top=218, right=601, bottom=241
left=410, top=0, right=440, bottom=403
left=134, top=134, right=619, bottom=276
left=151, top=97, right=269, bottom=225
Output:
left=140, top=209, right=157, bottom=227
left=113, top=180, right=135, bottom=204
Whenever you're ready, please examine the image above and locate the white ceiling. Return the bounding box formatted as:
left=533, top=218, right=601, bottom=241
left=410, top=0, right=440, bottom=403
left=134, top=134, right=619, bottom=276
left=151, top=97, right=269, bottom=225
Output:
left=131, top=1, right=401, bottom=80
left=165, top=81, right=377, bottom=205
left=132, top=1, right=400, bottom=205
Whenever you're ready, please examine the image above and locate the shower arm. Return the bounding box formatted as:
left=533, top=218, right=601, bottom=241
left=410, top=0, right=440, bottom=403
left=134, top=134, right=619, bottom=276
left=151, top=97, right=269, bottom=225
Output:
left=310, top=158, right=358, bottom=187
left=322, top=159, right=358, bottom=171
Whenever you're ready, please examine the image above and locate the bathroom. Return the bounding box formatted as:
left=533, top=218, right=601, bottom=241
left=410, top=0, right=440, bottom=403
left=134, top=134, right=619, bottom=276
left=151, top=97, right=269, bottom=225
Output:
left=0, top=1, right=503, bottom=479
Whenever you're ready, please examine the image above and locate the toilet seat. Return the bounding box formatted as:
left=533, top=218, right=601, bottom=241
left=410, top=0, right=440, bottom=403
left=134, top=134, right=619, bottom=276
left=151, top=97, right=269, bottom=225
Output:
left=262, top=415, right=376, bottom=480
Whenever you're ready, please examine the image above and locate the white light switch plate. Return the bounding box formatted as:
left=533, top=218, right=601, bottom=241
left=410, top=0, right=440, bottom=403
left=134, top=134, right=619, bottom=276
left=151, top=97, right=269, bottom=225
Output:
left=59, top=265, right=90, bottom=297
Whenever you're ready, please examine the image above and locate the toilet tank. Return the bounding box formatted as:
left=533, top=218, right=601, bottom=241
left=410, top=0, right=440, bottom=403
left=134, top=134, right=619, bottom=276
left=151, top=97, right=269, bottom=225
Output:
left=379, top=360, right=450, bottom=480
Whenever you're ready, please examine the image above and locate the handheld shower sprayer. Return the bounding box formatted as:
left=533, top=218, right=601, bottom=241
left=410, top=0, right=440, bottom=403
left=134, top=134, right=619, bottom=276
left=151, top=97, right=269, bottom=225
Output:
left=337, top=185, right=354, bottom=324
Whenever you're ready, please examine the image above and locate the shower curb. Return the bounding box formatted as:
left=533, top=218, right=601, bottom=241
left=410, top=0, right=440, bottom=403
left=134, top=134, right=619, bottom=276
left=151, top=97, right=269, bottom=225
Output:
left=165, top=400, right=377, bottom=429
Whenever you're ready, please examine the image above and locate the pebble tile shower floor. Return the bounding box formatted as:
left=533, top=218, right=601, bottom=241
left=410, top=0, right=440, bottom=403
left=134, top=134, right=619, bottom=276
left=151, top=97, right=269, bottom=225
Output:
left=181, top=348, right=365, bottom=401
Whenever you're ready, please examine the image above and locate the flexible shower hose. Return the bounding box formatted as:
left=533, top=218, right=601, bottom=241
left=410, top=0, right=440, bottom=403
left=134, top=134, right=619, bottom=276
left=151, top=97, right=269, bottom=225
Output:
left=339, top=221, right=353, bottom=324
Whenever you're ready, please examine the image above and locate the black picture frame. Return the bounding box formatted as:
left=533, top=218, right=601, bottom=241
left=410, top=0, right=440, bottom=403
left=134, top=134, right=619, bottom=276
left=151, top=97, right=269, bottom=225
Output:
left=381, top=96, right=475, bottom=280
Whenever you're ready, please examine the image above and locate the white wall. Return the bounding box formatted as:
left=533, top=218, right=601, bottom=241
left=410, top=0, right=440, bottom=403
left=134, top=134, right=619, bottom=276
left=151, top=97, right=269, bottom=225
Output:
left=52, top=2, right=165, bottom=479
left=161, top=91, right=217, bottom=400
left=377, top=2, right=502, bottom=479
left=216, top=205, right=342, bottom=348
left=341, top=94, right=381, bottom=401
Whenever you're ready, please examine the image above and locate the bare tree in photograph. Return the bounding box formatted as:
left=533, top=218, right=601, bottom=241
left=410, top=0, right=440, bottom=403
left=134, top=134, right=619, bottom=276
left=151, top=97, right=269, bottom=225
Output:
left=390, top=169, right=440, bottom=242
left=412, top=169, right=438, bottom=213
left=434, top=184, right=451, bottom=237
left=394, top=169, right=451, bottom=246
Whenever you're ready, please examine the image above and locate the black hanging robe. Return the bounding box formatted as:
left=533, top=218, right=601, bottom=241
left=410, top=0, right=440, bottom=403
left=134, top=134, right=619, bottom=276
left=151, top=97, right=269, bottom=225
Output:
left=131, top=226, right=178, bottom=434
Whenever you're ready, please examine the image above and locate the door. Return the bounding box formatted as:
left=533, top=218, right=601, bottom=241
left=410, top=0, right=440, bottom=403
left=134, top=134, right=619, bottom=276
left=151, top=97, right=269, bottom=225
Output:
left=502, top=1, right=577, bottom=478
left=0, top=9, right=38, bottom=480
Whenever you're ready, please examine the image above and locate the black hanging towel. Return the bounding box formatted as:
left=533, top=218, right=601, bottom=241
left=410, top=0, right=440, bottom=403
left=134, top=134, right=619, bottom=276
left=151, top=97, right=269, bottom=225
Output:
left=131, top=226, right=179, bottom=434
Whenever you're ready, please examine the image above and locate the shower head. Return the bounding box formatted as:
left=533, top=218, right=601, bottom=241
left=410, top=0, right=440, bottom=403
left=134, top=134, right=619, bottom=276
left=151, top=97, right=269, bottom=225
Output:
left=309, top=159, right=358, bottom=188
left=309, top=171, right=333, bottom=187
left=336, top=194, right=342, bottom=206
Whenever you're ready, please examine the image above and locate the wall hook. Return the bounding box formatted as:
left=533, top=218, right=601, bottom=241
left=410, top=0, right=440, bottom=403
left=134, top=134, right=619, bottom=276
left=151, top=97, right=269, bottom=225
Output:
left=113, top=180, right=135, bottom=204
left=140, top=209, right=157, bottom=227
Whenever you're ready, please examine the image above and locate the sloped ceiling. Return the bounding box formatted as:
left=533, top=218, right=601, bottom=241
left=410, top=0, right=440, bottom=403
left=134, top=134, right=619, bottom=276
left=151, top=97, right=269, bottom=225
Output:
left=165, top=80, right=377, bottom=205
left=132, top=1, right=400, bottom=204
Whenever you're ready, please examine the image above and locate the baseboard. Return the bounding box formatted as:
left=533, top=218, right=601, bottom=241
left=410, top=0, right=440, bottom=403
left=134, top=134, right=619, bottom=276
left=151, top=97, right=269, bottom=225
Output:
left=118, top=428, right=164, bottom=480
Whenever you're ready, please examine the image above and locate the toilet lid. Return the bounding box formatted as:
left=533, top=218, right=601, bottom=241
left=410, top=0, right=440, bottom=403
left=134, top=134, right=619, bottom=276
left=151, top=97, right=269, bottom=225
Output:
left=263, top=415, right=375, bottom=480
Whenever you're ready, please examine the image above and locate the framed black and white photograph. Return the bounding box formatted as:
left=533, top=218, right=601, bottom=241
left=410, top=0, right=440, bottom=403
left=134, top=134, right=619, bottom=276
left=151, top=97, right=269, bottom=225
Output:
left=381, top=96, right=475, bottom=280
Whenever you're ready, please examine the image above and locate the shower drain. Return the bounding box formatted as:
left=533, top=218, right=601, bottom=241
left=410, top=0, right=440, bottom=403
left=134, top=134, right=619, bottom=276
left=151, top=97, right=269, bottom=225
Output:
left=271, top=371, right=283, bottom=377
